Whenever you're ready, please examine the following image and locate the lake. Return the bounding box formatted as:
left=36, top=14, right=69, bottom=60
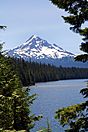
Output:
left=30, top=79, right=87, bottom=132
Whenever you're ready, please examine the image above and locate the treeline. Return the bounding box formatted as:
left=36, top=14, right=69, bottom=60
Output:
left=10, top=58, right=88, bottom=86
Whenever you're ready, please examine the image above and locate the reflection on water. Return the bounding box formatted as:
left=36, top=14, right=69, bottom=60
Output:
left=30, top=79, right=87, bottom=132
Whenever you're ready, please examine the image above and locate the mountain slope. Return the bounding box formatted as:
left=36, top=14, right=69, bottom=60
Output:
left=8, top=35, right=88, bottom=68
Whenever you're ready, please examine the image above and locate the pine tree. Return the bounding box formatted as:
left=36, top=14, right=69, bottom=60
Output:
left=50, top=0, right=88, bottom=131
left=50, top=0, right=88, bottom=61
left=0, top=44, right=41, bottom=131
left=0, top=54, right=39, bottom=131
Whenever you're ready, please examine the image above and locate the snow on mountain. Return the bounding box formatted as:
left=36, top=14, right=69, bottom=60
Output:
left=8, top=35, right=74, bottom=59
left=8, top=35, right=88, bottom=68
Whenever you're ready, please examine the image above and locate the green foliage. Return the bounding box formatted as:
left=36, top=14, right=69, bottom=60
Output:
left=0, top=55, right=41, bottom=131
left=55, top=100, right=88, bottom=132
left=0, top=130, right=26, bottom=132
left=11, top=58, right=88, bottom=86
left=50, top=0, right=88, bottom=62
left=0, top=25, right=42, bottom=131
left=0, top=44, right=3, bottom=52
left=75, top=54, right=88, bottom=62
left=55, top=103, right=85, bottom=127
left=50, top=0, right=88, bottom=32
left=79, top=28, right=88, bottom=42
left=80, top=83, right=88, bottom=98
left=50, top=0, right=88, bottom=131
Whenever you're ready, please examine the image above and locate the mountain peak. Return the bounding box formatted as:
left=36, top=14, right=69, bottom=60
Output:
left=25, top=35, right=42, bottom=44
left=31, top=34, right=38, bottom=39
left=7, top=35, right=79, bottom=67
left=7, top=35, right=88, bottom=68
left=29, top=35, right=38, bottom=40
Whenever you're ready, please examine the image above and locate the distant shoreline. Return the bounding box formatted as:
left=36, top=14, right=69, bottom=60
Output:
left=29, top=78, right=88, bottom=87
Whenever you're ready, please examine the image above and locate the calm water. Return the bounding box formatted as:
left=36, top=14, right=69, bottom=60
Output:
left=30, top=79, right=87, bottom=132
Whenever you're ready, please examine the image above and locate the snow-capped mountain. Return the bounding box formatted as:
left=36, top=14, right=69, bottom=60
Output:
left=8, top=35, right=88, bottom=68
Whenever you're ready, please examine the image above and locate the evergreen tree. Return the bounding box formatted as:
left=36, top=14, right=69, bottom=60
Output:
left=0, top=54, right=40, bottom=131
left=13, top=57, right=88, bottom=86
left=50, top=0, right=88, bottom=131
left=0, top=46, right=41, bottom=131
left=50, top=0, right=88, bottom=61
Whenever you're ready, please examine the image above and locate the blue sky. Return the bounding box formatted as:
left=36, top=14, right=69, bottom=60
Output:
left=0, top=0, right=82, bottom=54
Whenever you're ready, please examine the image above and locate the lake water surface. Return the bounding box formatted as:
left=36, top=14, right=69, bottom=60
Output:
left=30, top=79, right=87, bottom=132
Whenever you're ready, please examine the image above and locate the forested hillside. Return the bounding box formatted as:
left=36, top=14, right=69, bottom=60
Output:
left=10, top=58, right=88, bottom=86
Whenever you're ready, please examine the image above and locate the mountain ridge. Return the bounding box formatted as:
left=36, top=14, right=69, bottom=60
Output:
left=7, top=35, right=88, bottom=68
